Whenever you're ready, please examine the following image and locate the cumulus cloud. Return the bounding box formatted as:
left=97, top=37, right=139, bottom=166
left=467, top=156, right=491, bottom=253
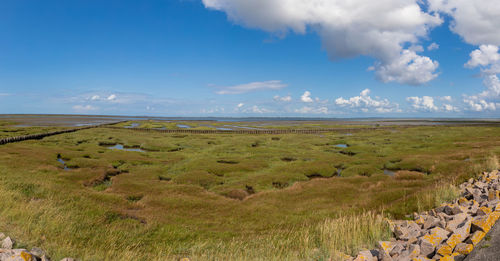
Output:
left=462, top=46, right=500, bottom=111
left=273, top=95, right=292, bottom=102
left=465, top=45, right=500, bottom=69
left=477, top=75, right=500, bottom=99
left=429, top=0, right=500, bottom=46
left=300, top=91, right=313, bottom=103
left=440, top=96, right=452, bottom=102
left=334, top=89, right=399, bottom=113
left=201, top=106, right=226, bottom=114
left=72, top=105, right=98, bottom=113
left=245, top=105, right=273, bottom=114
left=85, top=93, right=120, bottom=103
left=371, top=50, right=439, bottom=85
left=237, top=103, right=244, bottom=108
left=428, top=42, right=440, bottom=51
left=295, top=106, right=328, bottom=114
left=429, top=0, right=500, bottom=112
left=406, top=96, right=438, bottom=111
left=463, top=98, right=497, bottom=112
left=203, top=0, right=442, bottom=85
left=443, top=104, right=459, bottom=112
left=215, top=80, right=287, bottom=94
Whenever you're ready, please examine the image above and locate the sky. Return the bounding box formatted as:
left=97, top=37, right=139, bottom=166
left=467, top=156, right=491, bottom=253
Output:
left=0, top=0, right=499, bottom=118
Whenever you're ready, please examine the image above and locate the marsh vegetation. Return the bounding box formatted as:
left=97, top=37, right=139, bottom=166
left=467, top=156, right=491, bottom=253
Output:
left=0, top=119, right=499, bottom=260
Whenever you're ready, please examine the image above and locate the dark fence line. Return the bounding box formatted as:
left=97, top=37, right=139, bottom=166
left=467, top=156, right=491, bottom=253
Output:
left=0, top=121, right=125, bottom=146
left=103, top=126, right=401, bottom=135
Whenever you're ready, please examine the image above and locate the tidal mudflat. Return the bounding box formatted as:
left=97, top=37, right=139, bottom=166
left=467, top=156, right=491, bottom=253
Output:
left=0, top=117, right=499, bottom=260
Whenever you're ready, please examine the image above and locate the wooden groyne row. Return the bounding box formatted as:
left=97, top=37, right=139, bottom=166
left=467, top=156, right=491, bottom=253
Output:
left=104, top=126, right=398, bottom=134
left=0, top=122, right=125, bottom=146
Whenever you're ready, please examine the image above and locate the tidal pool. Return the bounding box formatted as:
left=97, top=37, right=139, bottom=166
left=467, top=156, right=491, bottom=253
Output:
left=383, top=169, right=396, bottom=176
left=124, top=123, right=140, bottom=128
left=57, top=158, right=71, bottom=170
left=107, top=144, right=145, bottom=152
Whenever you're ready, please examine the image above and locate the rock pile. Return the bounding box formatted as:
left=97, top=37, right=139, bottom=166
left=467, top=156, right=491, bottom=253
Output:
left=352, top=170, right=500, bottom=261
left=0, top=233, right=75, bottom=261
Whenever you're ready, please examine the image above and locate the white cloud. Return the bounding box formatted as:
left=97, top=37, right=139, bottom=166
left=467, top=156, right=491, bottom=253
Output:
left=429, top=0, right=500, bottom=46
left=335, top=89, right=398, bottom=113
left=246, top=105, right=273, bottom=114
left=85, top=93, right=121, bottom=103
left=371, top=50, right=439, bottom=85
left=428, top=42, right=440, bottom=51
left=72, top=105, right=98, bottom=112
left=215, top=80, right=287, bottom=94
left=463, top=98, right=498, bottom=112
left=237, top=103, right=245, bottom=108
left=406, top=96, right=438, bottom=111
left=429, top=2, right=500, bottom=112
left=107, top=94, right=117, bottom=101
left=202, top=106, right=226, bottom=114
left=482, top=75, right=500, bottom=97
left=203, top=0, right=442, bottom=85
left=462, top=46, right=500, bottom=111
left=443, top=104, right=459, bottom=112
left=465, top=45, right=500, bottom=68
left=273, top=95, right=292, bottom=102
left=440, top=96, right=452, bottom=102
left=300, top=91, right=313, bottom=103
left=295, top=106, right=328, bottom=114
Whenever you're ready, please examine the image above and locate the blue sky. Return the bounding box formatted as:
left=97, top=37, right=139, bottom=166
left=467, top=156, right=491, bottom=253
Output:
left=0, top=0, right=499, bottom=117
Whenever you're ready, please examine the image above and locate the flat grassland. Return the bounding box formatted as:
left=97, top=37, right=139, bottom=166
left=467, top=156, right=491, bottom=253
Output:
left=0, top=119, right=499, bottom=260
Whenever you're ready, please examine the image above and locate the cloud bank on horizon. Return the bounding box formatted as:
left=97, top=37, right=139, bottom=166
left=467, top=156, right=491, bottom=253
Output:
left=198, top=0, right=500, bottom=115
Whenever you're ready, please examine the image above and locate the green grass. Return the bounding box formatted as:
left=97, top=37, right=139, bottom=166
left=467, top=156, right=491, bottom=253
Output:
left=0, top=122, right=499, bottom=260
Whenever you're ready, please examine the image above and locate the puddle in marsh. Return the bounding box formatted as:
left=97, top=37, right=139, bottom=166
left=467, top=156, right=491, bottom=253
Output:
left=199, top=124, right=262, bottom=131
left=335, top=144, right=348, bottom=148
left=75, top=123, right=95, bottom=127
left=107, top=144, right=145, bottom=152
left=464, top=158, right=471, bottom=162
left=177, top=124, right=192, bottom=129
left=124, top=123, right=140, bottom=128
left=383, top=169, right=396, bottom=176
left=57, top=157, right=71, bottom=170
left=224, top=125, right=262, bottom=130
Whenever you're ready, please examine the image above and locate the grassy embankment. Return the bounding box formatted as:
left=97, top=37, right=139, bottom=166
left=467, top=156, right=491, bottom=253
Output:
left=0, top=122, right=499, bottom=260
